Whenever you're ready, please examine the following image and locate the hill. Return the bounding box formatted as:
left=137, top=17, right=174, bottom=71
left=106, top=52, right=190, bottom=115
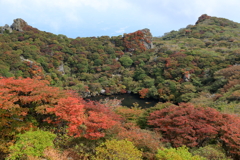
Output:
left=1, top=14, right=240, bottom=104
left=2, top=14, right=240, bottom=160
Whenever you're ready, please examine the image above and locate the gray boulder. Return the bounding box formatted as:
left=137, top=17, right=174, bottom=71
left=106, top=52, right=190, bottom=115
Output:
left=141, top=28, right=153, bottom=49
left=11, top=18, right=28, bottom=31
left=0, top=18, right=28, bottom=34
left=0, top=24, right=13, bottom=33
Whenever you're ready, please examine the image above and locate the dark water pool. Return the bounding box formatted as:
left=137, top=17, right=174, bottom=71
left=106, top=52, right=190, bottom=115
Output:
left=86, top=94, right=159, bottom=108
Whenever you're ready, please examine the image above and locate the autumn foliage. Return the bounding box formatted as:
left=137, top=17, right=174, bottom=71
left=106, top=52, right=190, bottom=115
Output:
left=139, top=88, right=149, bottom=98
left=0, top=77, right=119, bottom=155
left=148, top=103, right=219, bottom=147
left=148, top=103, right=240, bottom=157
left=46, top=95, right=120, bottom=139
left=3, top=15, right=240, bottom=159
left=115, top=123, right=162, bottom=159
left=0, top=77, right=65, bottom=153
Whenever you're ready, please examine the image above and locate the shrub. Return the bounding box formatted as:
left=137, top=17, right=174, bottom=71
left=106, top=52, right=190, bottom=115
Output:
left=156, top=146, right=205, bottom=160
left=192, top=145, right=230, bottom=160
left=7, top=129, right=56, bottom=159
left=94, top=139, right=142, bottom=160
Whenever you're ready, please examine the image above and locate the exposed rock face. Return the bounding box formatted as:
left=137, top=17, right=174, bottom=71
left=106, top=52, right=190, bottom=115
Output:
left=0, top=18, right=28, bottom=34
left=0, top=24, right=13, bottom=33
left=183, top=73, right=191, bottom=82
left=20, top=55, right=33, bottom=64
left=11, top=18, right=28, bottom=31
left=57, top=62, right=65, bottom=74
left=141, top=28, right=153, bottom=49
left=123, top=28, right=153, bottom=52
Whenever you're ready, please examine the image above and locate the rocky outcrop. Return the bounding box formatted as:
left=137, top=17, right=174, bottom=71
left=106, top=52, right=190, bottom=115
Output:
left=195, top=14, right=211, bottom=25
left=20, top=55, right=33, bottom=64
left=123, top=28, right=153, bottom=52
left=57, top=62, right=65, bottom=74
left=0, top=24, right=13, bottom=33
left=183, top=73, right=191, bottom=82
left=141, top=28, right=153, bottom=49
left=0, top=18, right=28, bottom=34
left=11, top=18, right=28, bottom=31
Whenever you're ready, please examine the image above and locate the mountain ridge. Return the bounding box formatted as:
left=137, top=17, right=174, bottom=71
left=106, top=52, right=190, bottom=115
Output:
left=1, top=14, right=240, bottom=103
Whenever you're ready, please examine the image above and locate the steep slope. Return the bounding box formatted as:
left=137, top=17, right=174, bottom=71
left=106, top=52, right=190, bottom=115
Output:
left=151, top=14, right=240, bottom=103
left=0, top=19, right=154, bottom=97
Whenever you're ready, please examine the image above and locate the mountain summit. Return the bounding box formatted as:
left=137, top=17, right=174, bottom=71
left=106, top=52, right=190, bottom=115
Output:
left=0, top=18, right=30, bottom=33
left=195, top=14, right=239, bottom=28
left=195, top=14, right=211, bottom=24
left=11, top=18, right=28, bottom=31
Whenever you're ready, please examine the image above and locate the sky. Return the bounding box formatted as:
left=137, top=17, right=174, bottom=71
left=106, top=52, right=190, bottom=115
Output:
left=1, top=0, right=240, bottom=38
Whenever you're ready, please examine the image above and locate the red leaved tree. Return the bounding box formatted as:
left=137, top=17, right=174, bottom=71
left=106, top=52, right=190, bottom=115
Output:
left=0, top=77, right=66, bottom=153
left=148, top=103, right=240, bottom=158
left=47, top=97, right=120, bottom=140
left=139, top=88, right=149, bottom=98
left=82, top=99, right=120, bottom=139
left=148, top=103, right=221, bottom=147
left=220, top=114, right=240, bottom=159
left=0, top=77, right=120, bottom=154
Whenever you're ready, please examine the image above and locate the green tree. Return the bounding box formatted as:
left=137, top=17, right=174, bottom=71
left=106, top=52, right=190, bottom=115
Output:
left=119, top=56, right=133, bottom=67
left=156, top=146, right=205, bottom=160
left=95, top=139, right=142, bottom=160
left=192, top=145, right=230, bottom=160
left=7, top=129, right=56, bottom=159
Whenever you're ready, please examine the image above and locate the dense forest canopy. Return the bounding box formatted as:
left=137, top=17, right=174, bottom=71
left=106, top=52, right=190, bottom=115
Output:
left=1, top=14, right=240, bottom=159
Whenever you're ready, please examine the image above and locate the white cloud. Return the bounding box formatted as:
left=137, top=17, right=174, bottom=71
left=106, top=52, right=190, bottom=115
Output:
left=115, top=26, right=129, bottom=34
left=1, top=0, right=240, bottom=37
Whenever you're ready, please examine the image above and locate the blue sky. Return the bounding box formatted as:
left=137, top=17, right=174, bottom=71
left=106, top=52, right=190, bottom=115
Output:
left=1, top=0, right=240, bottom=38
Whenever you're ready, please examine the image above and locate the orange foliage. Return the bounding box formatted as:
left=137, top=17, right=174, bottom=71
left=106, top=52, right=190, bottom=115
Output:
left=0, top=77, right=66, bottom=153
left=0, top=76, right=121, bottom=149
left=47, top=97, right=120, bottom=140
left=139, top=88, right=149, bottom=98
left=123, top=30, right=147, bottom=52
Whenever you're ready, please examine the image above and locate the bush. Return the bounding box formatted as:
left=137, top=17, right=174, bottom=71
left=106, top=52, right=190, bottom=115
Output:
left=156, top=146, right=205, bottom=160
left=192, top=145, right=230, bottom=160
left=7, top=129, right=56, bottom=159
left=94, top=139, right=142, bottom=160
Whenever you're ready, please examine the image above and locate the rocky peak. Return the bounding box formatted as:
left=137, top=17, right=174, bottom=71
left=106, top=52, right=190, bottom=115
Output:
left=0, top=18, right=28, bottom=34
left=123, top=28, right=153, bottom=52
left=0, top=24, right=12, bottom=33
left=141, top=28, right=153, bottom=49
left=11, top=18, right=28, bottom=31
left=195, top=14, right=239, bottom=28
left=195, top=14, right=211, bottom=25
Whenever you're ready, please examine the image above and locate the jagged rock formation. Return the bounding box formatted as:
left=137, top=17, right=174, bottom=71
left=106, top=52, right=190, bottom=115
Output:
left=123, top=28, right=153, bottom=52
left=141, top=28, right=153, bottom=49
left=0, top=24, right=13, bottom=33
left=0, top=18, right=28, bottom=34
left=11, top=18, right=28, bottom=31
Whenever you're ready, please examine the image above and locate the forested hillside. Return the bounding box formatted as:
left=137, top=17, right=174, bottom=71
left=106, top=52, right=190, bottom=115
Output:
left=1, top=14, right=240, bottom=159
left=1, top=15, right=240, bottom=103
